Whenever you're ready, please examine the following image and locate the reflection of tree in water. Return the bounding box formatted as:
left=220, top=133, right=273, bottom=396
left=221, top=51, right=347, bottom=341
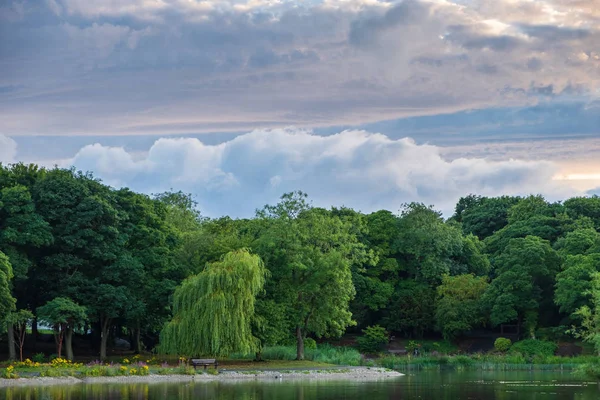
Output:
left=3, top=374, right=600, bottom=400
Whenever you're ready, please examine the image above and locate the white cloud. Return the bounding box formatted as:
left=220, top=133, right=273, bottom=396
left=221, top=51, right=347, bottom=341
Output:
left=60, top=129, right=581, bottom=217
left=0, top=135, right=17, bottom=164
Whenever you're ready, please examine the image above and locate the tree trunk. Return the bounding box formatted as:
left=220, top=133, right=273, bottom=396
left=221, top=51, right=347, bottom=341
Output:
left=135, top=323, right=141, bottom=354
left=31, top=317, right=38, bottom=352
left=65, top=327, right=74, bottom=361
left=296, top=326, right=304, bottom=361
left=100, top=317, right=111, bottom=360
left=57, top=325, right=65, bottom=359
left=7, top=324, right=16, bottom=360
left=53, top=324, right=60, bottom=357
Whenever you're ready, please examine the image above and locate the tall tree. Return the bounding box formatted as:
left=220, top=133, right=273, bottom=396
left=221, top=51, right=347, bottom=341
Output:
left=7, top=309, right=34, bottom=361
left=255, top=192, right=362, bottom=360
left=37, top=297, right=87, bottom=360
left=483, top=236, right=561, bottom=337
left=435, top=274, right=488, bottom=340
left=0, top=251, right=16, bottom=359
left=570, top=272, right=600, bottom=355
left=160, top=250, right=267, bottom=357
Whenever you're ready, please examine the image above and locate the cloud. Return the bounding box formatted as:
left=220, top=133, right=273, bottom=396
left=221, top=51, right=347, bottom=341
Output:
left=0, top=135, right=17, bottom=164
left=56, top=129, right=580, bottom=217
left=0, top=0, right=599, bottom=136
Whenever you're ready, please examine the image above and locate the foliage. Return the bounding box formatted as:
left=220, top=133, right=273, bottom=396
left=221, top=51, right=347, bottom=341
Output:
left=435, top=274, right=488, bottom=339
left=482, top=236, right=560, bottom=336
left=510, top=339, right=557, bottom=357
left=0, top=251, right=15, bottom=322
left=160, top=249, right=267, bottom=357
left=37, top=297, right=87, bottom=359
left=304, top=338, right=317, bottom=350
left=383, top=280, right=435, bottom=338
left=494, top=338, right=512, bottom=352
left=356, top=325, right=388, bottom=353
left=570, top=272, right=600, bottom=355
left=1, top=365, right=19, bottom=379
left=255, top=192, right=362, bottom=360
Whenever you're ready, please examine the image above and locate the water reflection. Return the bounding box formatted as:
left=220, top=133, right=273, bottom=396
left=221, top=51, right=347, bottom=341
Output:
left=2, top=371, right=599, bottom=400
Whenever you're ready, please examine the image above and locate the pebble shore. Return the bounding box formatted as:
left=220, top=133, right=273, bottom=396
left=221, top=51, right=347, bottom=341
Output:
left=0, top=367, right=403, bottom=387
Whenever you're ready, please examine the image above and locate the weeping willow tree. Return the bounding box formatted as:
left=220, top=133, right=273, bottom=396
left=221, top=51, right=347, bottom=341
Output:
left=160, top=249, right=267, bottom=357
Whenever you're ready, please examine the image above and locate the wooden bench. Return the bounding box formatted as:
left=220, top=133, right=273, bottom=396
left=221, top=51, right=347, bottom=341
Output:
left=191, top=358, right=218, bottom=371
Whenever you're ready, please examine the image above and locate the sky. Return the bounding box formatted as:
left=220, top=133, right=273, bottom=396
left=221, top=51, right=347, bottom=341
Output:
left=1, top=0, right=599, bottom=217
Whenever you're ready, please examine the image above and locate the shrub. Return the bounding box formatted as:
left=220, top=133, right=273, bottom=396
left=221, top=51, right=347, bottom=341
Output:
left=406, top=340, right=421, bottom=355
left=494, top=338, right=512, bottom=353
left=40, top=368, right=70, bottom=377
left=511, top=339, right=557, bottom=357
left=304, top=338, right=317, bottom=350
left=356, top=325, right=389, bottom=353
left=32, top=353, right=46, bottom=363
left=1, top=366, right=19, bottom=379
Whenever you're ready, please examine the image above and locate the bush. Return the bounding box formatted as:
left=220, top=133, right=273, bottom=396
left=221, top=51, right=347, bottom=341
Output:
left=511, top=339, right=557, bottom=357
left=32, top=353, right=46, bottom=363
left=494, top=338, right=512, bottom=352
left=356, top=325, right=388, bottom=353
left=304, top=338, right=317, bottom=350
left=1, top=366, right=19, bottom=379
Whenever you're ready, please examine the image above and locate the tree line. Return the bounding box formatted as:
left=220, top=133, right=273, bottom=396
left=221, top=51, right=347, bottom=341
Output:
left=1, top=163, right=600, bottom=361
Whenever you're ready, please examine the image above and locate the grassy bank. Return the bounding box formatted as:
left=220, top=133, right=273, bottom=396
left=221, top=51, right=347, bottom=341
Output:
left=229, top=344, right=362, bottom=366
left=377, top=354, right=600, bottom=371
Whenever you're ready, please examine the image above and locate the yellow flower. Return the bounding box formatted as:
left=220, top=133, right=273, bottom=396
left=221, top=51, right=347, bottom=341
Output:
left=143, top=365, right=149, bottom=370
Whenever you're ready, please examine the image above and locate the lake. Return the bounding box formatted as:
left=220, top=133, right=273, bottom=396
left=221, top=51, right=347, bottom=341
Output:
left=2, top=371, right=599, bottom=399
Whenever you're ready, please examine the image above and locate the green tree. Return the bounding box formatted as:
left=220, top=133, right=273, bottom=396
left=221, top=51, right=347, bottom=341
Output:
left=453, top=195, right=521, bottom=239
left=570, top=272, right=600, bottom=355
left=0, top=251, right=15, bottom=323
left=554, top=228, right=600, bottom=256
left=435, top=274, right=488, bottom=339
left=37, top=297, right=87, bottom=360
left=555, top=254, right=600, bottom=320
left=383, top=280, right=435, bottom=338
left=0, top=251, right=16, bottom=359
left=483, top=236, right=561, bottom=337
left=7, top=309, right=34, bottom=361
left=255, top=192, right=361, bottom=360
left=396, top=203, right=464, bottom=285
left=160, top=249, right=267, bottom=357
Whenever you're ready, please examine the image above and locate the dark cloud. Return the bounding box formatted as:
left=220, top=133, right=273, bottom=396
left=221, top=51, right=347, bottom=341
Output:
left=519, top=24, right=590, bottom=41
left=348, top=0, right=430, bottom=47
left=0, top=0, right=599, bottom=136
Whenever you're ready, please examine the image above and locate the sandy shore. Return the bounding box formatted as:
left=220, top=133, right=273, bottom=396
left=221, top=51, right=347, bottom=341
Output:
left=0, top=367, right=403, bottom=387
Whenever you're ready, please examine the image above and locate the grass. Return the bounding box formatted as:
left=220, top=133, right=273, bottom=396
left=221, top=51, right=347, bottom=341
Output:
left=229, top=344, right=362, bottom=366
left=376, top=353, right=600, bottom=371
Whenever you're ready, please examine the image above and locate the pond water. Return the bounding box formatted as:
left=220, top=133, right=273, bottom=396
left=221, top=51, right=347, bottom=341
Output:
left=2, top=371, right=599, bottom=399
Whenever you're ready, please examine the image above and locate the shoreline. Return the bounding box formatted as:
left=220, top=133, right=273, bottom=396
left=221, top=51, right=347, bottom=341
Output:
left=0, top=367, right=403, bottom=387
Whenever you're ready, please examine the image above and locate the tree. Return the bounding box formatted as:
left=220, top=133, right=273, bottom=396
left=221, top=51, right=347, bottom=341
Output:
left=554, top=228, right=600, bottom=256
left=395, top=203, right=464, bottom=285
left=383, top=280, right=435, bottom=338
left=0, top=251, right=16, bottom=359
left=570, top=272, right=600, bottom=355
left=7, top=309, right=34, bottom=361
left=0, top=251, right=15, bottom=324
left=555, top=254, right=600, bottom=320
left=435, top=274, right=488, bottom=340
left=255, top=192, right=362, bottom=360
left=483, top=236, right=561, bottom=337
left=37, top=297, right=87, bottom=360
left=453, top=195, right=521, bottom=239
left=160, top=249, right=267, bottom=357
